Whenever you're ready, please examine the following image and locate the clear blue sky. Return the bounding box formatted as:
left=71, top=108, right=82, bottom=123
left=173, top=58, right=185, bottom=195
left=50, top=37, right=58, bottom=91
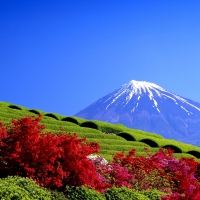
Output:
left=1, top=0, right=200, bottom=116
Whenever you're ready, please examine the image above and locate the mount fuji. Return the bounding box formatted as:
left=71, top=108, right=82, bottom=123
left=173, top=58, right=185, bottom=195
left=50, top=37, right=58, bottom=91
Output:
left=75, top=80, right=200, bottom=146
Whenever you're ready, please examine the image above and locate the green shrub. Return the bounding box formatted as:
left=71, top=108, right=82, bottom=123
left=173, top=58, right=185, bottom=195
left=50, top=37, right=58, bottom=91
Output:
left=49, top=190, right=68, bottom=200
left=104, top=187, right=149, bottom=200
left=64, top=186, right=104, bottom=200
left=80, top=121, right=98, bottom=129
left=142, top=189, right=165, bottom=200
left=0, top=184, right=30, bottom=200
left=0, top=176, right=51, bottom=200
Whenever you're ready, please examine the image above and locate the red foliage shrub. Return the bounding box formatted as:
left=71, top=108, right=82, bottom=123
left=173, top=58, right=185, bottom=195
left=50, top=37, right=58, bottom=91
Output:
left=0, top=115, right=106, bottom=191
left=100, top=162, right=134, bottom=188
left=105, top=148, right=200, bottom=199
left=105, top=148, right=171, bottom=191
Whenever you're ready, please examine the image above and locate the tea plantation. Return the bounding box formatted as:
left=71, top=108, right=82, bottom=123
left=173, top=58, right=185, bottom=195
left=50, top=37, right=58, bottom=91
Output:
left=1, top=101, right=200, bottom=161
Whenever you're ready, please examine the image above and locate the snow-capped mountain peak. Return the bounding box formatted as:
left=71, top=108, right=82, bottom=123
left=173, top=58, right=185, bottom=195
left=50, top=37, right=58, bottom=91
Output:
left=75, top=80, right=200, bottom=146
left=110, top=80, right=165, bottom=109
left=126, top=80, right=166, bottom=94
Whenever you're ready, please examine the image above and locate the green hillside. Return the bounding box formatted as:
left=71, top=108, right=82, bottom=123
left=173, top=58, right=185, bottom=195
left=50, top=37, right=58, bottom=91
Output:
left=0, top=101, right=200, bottom=161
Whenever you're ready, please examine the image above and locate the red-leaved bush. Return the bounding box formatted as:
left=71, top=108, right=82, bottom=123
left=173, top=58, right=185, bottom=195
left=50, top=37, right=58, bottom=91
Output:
left=96, top=148, right=200, bottom=199
left=0, top=115, right=106, bottom=191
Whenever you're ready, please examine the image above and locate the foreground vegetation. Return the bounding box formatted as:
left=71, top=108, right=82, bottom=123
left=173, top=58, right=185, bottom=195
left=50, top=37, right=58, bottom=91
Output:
left=1, top=114, right=200, bottom=199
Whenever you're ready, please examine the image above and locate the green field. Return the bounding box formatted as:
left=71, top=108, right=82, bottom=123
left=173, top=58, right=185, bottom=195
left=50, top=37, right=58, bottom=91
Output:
left=1, top=101, right=200, bottom=161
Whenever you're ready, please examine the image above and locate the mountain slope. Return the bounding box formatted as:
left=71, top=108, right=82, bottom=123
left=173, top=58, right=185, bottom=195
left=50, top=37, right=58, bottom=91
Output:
left=75, top=80, right=200, bottom=146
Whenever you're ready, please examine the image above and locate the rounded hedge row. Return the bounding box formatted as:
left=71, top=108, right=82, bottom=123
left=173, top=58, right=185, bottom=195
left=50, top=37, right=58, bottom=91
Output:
left=0, top=176, right=51, bottom=200
left=64, top=186, right=104, bottom=200
left=64, top=186, right=164, bottom=200
left=0, top=176, right=165, bottom=199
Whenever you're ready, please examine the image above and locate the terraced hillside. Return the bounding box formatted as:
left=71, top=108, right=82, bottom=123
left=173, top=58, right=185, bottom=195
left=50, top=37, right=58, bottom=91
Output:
left=1, top=101, right=200, bottom=161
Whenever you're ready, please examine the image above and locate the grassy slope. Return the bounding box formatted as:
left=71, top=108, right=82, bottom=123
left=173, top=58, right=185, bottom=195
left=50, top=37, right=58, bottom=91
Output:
left=0, top=101, right=200, bottom=161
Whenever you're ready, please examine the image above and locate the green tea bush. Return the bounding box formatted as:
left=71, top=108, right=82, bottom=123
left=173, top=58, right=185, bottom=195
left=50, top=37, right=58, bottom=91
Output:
left=49, top=190, right=68, bottom=200
left=64, top=186, right=104, bottom=200
left=117, top=132, right=136, bottom=141
left=103, top=187, right=149, bottom=200
left=100, top=144, right=137, bottom=151
left=0, top=176, right=51, bottom=200
left=8, top=105, right=22, bottom=110
left=142, top=189, right=165, bottom=200
left=29, top=109, right=41, bottom=115
left=80, top=121, right=99, bottom=129
left=0, top=183, right=30, bottom=200
left=65, top=116, right=86, bottom=125
left=94, top=121, right=126, bottom=133
left=44, top=113, right=59, bottom=120
left=62, top=117, right=79, bottom=125
left=63, top=126, right=103, bottom=134
left=132, top=129, right=164, bottom=139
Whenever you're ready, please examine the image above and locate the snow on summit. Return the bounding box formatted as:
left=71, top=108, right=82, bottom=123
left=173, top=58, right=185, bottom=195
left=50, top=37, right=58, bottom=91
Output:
left=121, top=80, right=166, bottom=98
left=111, top=80, right=165, bottom=108
left=127, top=80, right=165, bottom=93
